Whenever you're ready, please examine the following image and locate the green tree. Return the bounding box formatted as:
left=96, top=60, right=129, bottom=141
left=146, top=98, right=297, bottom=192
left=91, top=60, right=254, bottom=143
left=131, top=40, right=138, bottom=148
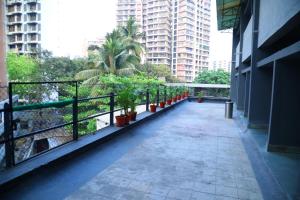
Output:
left=38, top=50, right=88, bottom=81
left=6, top=52, right=38, bottom=81
left=76, top=29, right=140, bottom=84
left=194, top=69, right=230, bottom=84
left=136, top=63, right=181, bottom=83
left=120, top=17, right=145, bottom=58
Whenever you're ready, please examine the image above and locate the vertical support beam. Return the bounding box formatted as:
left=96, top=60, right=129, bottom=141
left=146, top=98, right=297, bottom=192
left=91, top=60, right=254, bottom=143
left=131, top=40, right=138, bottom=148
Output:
left=0, top=0, right=8, bottom=88
left=267, top=60, right=300, bottom=152
left=156, top=88, right=159, bottom=106
left=164, top=86, right=167, bottom=102
left=72, top=96, right=78, bottom=140
left=146, top=89, right=149, bottom=111
left=248, top=0, right=271, bottom=128
left=8, top=82, right=15, bottom=165
left=236, top=4, right=247, bottom=110
left=244, top=72, right=250, bottom=117
left=4, top=103, right=13, bottom=168
left=230, top=29, right=239, bottom=102
left=109, top=92, right=114, bottom=126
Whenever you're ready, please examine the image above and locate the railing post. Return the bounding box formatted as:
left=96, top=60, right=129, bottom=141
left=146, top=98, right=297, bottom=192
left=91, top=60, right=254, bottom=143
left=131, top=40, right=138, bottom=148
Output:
left=146, top=89, right=149, bottom=111
left=156, top=88, right=159, bottom=106
left=110, top=92, right=114, bottom=126
left=4, top=103, right=14, bottom=168
left=164, top=86, right=167, bottom=102
left=72, top=96, right=78, bottom=140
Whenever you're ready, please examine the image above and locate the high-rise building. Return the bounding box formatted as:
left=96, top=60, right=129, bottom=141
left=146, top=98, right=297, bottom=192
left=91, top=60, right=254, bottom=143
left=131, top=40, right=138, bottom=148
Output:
left=116, top=0, right=211, bottom=82
left=5, top=0, right=41, bottom=55
left=172, top=0, right=210, bottom=82
left=211, top=60, right=231, bottom=72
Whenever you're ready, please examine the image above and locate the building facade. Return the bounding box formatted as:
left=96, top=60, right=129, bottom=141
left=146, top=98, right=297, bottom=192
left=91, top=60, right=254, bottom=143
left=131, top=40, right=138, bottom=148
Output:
left=116, top=0, right=211, bottom=82
left=211, top=60, right=231, bottom=72
left=5, top=0, right=41, bottom=55
left=217, top=0, right=300, bottom=152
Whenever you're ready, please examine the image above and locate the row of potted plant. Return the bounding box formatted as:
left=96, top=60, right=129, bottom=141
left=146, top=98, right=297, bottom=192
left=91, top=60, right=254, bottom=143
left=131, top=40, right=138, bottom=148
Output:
left=149, top=87, right=189, bottom=112
left=115, top=87, right=190, bottom=126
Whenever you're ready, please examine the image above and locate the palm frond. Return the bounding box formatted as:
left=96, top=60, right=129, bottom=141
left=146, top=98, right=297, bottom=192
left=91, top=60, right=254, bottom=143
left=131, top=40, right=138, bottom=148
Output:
left=75, top=69, right=102, bottom=80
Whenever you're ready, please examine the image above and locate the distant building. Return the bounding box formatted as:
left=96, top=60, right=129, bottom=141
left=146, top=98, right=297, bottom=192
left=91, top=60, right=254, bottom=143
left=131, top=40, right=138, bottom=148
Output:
left=211, top=60, right=231, bottom=72
left=5, top=0, right=41, bottom=55
left=116, top=0, right=211, bottom=82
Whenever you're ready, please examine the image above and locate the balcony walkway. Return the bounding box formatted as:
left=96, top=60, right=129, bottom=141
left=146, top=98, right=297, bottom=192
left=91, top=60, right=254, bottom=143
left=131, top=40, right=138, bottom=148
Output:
left=1, top=102, right=264, bottom=200
left=66, top=102, right=263, bottom=200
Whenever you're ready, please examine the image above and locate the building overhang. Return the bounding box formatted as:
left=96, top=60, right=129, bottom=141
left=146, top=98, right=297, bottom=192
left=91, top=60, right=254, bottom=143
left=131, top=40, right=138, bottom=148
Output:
left=216, top=0, right=241, bottom=30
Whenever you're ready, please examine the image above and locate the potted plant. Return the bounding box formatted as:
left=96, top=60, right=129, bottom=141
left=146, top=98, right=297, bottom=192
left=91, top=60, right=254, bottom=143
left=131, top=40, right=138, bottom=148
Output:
left=149, top=88, right=157, bottom=112
left=159, top=101, right=165, bottom=108
left=166, top=88, right=172, bottom=105
left=115, top=89, right=130, bottom=126
left=197, top=91, right=204, bottom=103
left=128, top=101, right=137, bottom=121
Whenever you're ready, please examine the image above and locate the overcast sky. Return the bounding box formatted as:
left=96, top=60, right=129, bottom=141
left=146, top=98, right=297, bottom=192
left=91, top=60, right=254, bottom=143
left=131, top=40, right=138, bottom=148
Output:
left=41, top=0, right=232, bottom=64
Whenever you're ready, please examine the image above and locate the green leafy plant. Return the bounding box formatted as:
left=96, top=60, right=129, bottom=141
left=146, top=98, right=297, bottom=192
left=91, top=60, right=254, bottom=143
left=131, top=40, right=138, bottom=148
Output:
left=197, top=91, right=204, bottom=99
left=116, top=88, right=131, bottom=115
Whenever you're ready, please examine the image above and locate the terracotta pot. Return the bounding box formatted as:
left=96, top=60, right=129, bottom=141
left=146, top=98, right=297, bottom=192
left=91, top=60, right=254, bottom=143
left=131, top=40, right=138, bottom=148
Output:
left=150, top=104, right=156, bottom=112
left=181, top=95, right=185, bottom=99
left=128, top=111, right=137, bottom=121
left=115, top=115, right=127, bottom=127
left=177, top=95, right=181, bottom=100
left=166, top=99, right=172, bottom=105
left=159, top=102, right=165, bottom=108
left=197, top=98, right=203, bottom=103
left=173, top=97, right=177, bottom=102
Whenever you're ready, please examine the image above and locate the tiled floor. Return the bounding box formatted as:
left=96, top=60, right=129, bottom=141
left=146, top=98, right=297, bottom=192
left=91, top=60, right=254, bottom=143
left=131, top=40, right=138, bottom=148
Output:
left=65, top=103, right=263, bottom=200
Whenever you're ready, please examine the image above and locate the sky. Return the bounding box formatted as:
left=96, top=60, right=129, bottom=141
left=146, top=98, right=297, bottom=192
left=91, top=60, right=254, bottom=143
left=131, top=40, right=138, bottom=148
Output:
left=41, top=0, right=232, bottom=65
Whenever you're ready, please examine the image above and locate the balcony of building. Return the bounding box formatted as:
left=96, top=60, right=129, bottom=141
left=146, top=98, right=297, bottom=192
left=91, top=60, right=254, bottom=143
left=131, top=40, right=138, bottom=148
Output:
left=0, top=81, right=299, bottom=200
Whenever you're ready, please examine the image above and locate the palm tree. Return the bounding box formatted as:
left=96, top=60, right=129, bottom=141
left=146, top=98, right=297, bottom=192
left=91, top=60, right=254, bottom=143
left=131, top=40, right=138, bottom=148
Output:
left=75, top=29, right=140, bottom=84
left=120, top=17, right=145, bottom=59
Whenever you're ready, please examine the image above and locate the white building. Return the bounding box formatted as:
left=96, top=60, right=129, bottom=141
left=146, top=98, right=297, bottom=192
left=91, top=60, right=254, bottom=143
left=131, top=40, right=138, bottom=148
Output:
left=5, top=0, right=41, bottom=55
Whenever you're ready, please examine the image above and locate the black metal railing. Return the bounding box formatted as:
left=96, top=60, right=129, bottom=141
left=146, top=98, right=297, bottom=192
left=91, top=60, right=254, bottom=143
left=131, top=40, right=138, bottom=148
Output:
left=0, top=81, right=189, bottom=170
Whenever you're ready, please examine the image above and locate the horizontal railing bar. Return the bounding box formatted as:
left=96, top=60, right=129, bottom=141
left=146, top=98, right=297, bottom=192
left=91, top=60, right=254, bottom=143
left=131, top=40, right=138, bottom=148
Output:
left=9, top=81, right=77, bottom=85
left=77, top=107, right=123, bottom=123
left=13, top=99, right=74, bottom=112
left=78, top=95, right=117, bottom=103
left=77, top=111, right=111, bottom=123
left=13, top=122, right=74, bottom=140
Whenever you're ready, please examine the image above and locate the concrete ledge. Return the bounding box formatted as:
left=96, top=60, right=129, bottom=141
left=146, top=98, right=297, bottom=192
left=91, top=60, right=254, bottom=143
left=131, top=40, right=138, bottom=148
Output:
left=0, top=99, right=187, bottom=191
left=188, top=96, right=230, bottom=103
left=267, top=144, right=300, bottom=154
left=248, top=123, right=269, bottom=129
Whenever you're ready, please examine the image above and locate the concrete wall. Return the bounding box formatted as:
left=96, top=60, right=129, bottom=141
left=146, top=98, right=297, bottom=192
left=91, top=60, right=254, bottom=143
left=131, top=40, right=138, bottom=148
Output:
left=258, top=0, right=300, bottom=47
left=242, top=16, right=252, bottom=61
left=268, top=60, right=300, bottom=151
left=0, top=0, right=8, bottom=87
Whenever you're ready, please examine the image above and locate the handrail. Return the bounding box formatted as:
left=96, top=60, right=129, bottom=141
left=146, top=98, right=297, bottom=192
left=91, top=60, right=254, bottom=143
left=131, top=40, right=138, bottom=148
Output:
left=1, top=82, right=189, bottom=169
left=13, top=99, right=74, bottom=112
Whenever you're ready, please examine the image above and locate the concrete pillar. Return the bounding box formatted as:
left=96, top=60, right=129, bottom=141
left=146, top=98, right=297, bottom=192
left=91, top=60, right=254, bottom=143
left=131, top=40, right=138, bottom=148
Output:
left=236, top=4, right=247, bottom=110
left=247, top=0, right=270, bottom=128
left=243, top=72, right=250, bottom=117
left=267, top=60, right=300, bottom=153
left=230, top=30, right=239, bottom=102
left=0, top=0, right=8, bottom=87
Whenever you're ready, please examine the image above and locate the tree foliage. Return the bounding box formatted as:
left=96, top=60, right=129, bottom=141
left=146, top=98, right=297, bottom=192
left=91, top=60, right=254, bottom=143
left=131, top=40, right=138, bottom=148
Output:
left=194, top=69, right=230, bottom=84
left=136, top=63, right=180, bottom=83
left=7, top=52, right=38, bottom=81
left=39, top=51, right=88, bottom=81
